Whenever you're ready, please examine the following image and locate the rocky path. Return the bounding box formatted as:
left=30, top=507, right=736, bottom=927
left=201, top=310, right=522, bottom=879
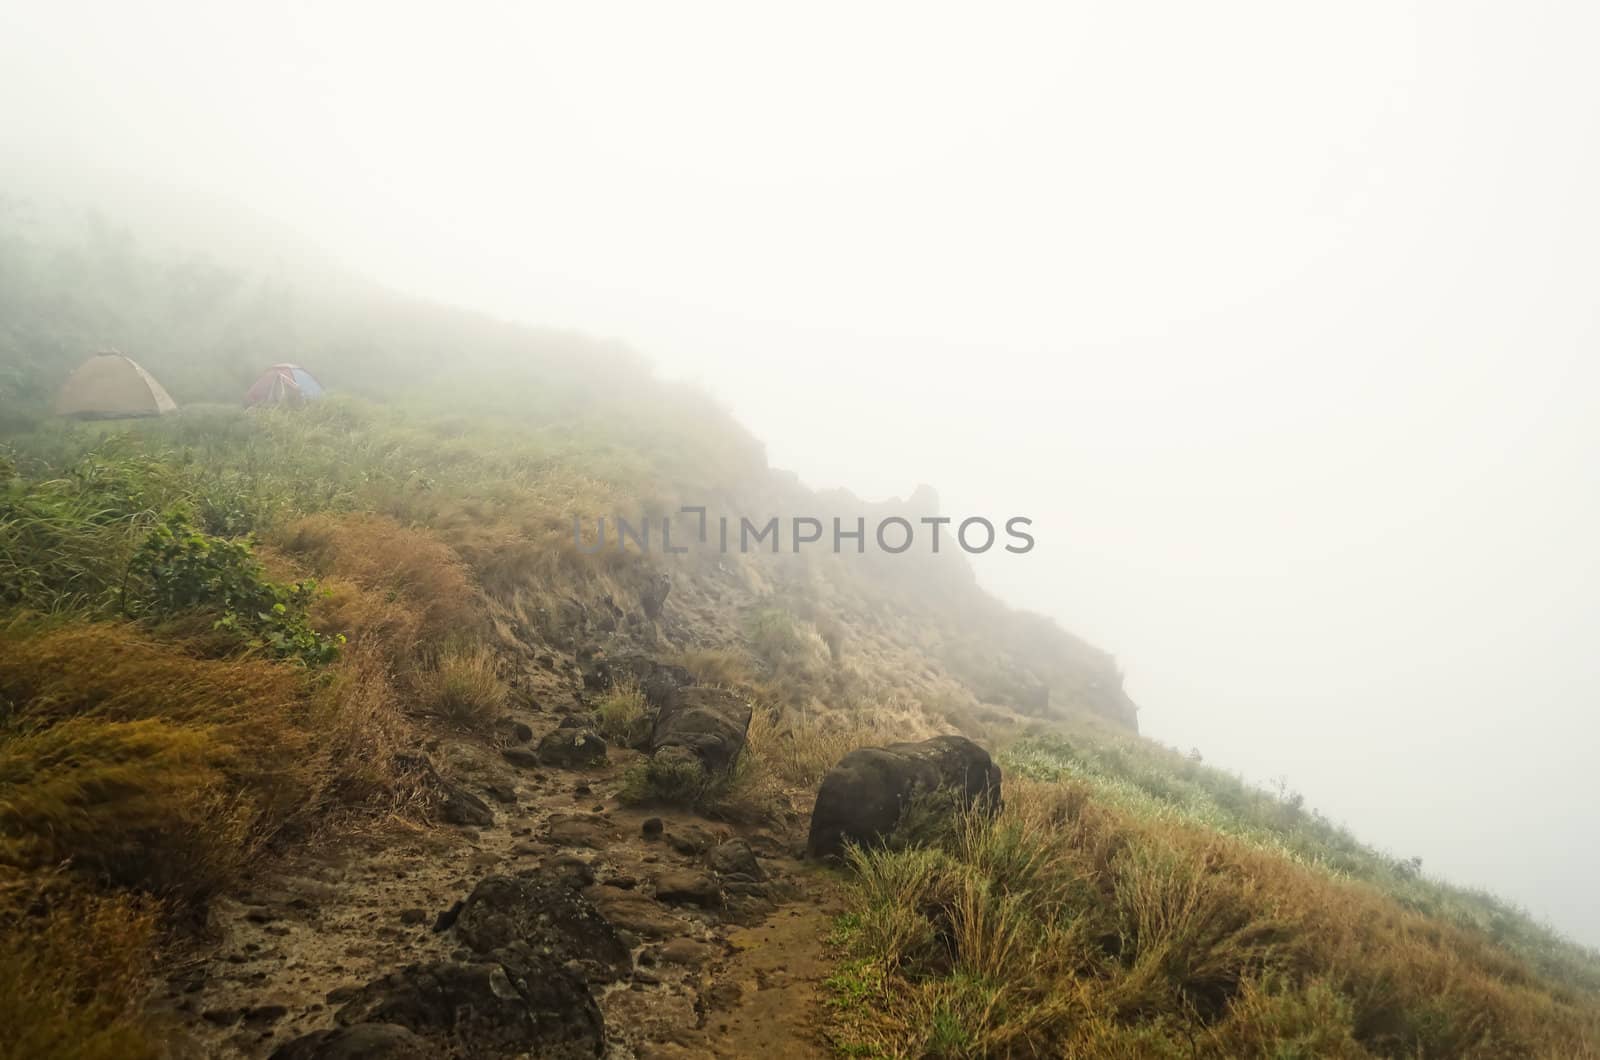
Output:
left=148, top=697, right=843, bottom=1059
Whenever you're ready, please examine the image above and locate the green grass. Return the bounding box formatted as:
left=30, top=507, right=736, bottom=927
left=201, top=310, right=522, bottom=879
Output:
left=592, top=679, right=652, bottom=748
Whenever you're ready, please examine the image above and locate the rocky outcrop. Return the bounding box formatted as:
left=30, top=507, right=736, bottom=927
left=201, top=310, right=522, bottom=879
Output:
left=806, top=735, right=1002, bottom=859
left=451, top=874, right=630, bottom=982
left=315, top=959, right=604, bottom=1059
left=640, top=572, right=671, bottom=620
left=578, top=652, right=693, bottom=708
left=649, top=687, right=751, bottom=774
left=271, top=1022, right=432, bottom=1059
left=627, top=657, right=693, bottom=708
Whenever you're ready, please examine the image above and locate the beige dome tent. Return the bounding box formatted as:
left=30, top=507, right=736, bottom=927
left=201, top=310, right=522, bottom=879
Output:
left=54, top=352, right=178, bottom=419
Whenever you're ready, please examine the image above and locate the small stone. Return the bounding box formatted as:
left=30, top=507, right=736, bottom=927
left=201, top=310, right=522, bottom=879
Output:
left=484, top=784, right=518, bottom=805
left=706, top=981, right=743, bottom=1009
left=537, top=728, right=608, bottom=768
left=547, top=854, right=597, bottom=888
left=654, top=871, right=721, bottom=908
left=667, top=832, right=708, bottom=857
left=432, top=900, right=465, bottom=933
left=499, top=717, right=537, bottom=742
left=502, top=747, right=540, bottom=769
left=707, top=839, right=764, bottom=880
left=658, top=938, right=716, bottom=968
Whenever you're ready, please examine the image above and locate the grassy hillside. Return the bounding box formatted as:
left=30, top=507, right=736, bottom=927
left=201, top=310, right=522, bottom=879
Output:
left=827, top=725, right=1600, bottom=1057
left=1, top=207, right=1597, bottom=1057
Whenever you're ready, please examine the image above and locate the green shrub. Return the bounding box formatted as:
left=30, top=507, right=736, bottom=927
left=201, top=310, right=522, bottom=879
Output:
left=128, top=513, right=341, bottom=666
left=620, top=751, right=716, bottom=805
left=619, top=748, right=782, bottom=821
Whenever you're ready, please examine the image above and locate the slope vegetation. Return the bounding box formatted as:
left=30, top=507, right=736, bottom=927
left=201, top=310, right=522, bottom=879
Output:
left=1, top=209, right=1596, bottom=1057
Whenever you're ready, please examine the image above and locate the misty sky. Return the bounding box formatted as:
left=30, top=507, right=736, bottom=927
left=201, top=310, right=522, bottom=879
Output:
left=4, top=3, right=1598, bottom=947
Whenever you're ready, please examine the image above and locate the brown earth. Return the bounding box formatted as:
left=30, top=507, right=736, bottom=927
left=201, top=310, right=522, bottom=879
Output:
left=147, top=669, right=845, bottom=1059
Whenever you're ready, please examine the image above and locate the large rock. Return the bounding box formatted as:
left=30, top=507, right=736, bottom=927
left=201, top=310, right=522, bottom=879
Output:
left=622, top=656, right=693, bottom=707
left=649, top=687, right=751, bottom=774
left=452, top=874, right=630, bottom=981
left=330, top=960, right=603, bottom=1059
left=806, top=735, right=1002, bottom=859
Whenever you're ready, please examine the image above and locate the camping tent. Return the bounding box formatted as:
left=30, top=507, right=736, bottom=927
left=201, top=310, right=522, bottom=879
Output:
left=244, top=363, right=324, bottom=407
left=54, top=352, right=178, bottom=419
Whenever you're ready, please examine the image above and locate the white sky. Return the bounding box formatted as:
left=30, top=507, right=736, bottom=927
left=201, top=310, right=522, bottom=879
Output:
left=4, top=2, right=1599, bottom=948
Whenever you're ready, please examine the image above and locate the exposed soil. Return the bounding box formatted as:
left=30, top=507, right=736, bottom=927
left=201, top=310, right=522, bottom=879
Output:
left=147, top=679, right=844, bottom=1059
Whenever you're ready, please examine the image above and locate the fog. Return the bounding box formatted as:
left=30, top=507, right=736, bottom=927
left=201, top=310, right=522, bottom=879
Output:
left=5, top=3, right=1598, bottom=947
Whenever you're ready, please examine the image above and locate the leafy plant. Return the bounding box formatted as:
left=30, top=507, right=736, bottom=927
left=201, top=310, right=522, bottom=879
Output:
left=127, top=513, right=341, bottom=666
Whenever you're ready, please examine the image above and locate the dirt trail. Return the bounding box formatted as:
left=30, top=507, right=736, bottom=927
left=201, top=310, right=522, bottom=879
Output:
left=699, top=899, right=843, bottom=1058
left=149, top=693, right=844, bottom=1059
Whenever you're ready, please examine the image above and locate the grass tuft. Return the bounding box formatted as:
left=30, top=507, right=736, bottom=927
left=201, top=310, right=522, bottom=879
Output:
left=414, top=644, right=507, bottom=728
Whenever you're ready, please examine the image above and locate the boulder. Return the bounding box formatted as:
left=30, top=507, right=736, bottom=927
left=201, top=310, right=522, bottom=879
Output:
left=649, top=687, right=751, bottom=774
left=606, top=655, right=694, bottom=708
left=271, top=1022, right=432, bottom=1060
left=330, top=960, right=603, bottom=1059
left=536, top=728, right=608, bottom=768
left=806, top=735, right=1002, bottom=859
left=451, top=874, right=629, bottom=981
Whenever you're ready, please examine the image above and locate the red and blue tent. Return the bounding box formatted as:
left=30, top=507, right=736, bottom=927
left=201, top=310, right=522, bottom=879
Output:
left=245, top=363, right=324, bottom=407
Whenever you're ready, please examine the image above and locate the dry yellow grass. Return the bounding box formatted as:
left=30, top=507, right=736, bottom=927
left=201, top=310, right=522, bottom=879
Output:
left=0, top=871, right=158, bottom=1060
left=0, top=622, right=429, bottom=891
left=829, top=778, right=1600, bottom=1058
left=746, top=701, right=929, bottom=787
left=277, top=512, right=479, bottom=644
left=413, top=643, right=508, bottom=728
left=592, top=679, right=651, bottom=747
left=675, top=646, right=761, bottom=690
